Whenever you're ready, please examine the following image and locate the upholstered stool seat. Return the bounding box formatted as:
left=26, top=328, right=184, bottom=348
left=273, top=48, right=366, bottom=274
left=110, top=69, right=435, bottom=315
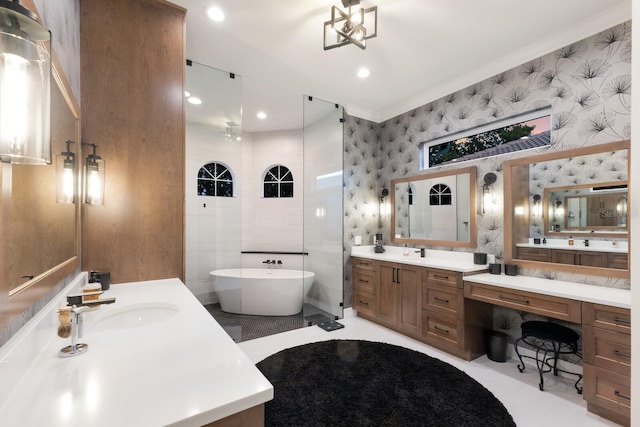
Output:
left=514, top=320, right=582, bottom=393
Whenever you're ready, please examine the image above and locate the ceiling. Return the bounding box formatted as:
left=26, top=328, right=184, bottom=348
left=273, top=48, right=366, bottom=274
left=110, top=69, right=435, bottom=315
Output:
left=169, top=0, right=631, bottom=133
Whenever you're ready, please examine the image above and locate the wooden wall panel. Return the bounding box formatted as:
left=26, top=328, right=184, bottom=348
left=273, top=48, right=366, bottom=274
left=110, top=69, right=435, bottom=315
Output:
left=80, top=0, right=185, bottom=283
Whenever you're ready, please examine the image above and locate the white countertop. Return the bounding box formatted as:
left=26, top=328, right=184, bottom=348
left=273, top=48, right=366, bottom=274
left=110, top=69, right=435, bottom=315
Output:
left=464, top=273, right=631, bottom=309
left=0, top=277, right=273, bottom=427
left=351, top=245, right=489, bottom=274
left=516, top=242, right=628, bottom=253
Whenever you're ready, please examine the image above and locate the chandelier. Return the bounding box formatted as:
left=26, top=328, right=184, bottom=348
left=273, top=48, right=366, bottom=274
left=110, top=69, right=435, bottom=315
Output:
left=323, top=0, right=377, bottom=50
left=222, top=121, right=241, bottom=142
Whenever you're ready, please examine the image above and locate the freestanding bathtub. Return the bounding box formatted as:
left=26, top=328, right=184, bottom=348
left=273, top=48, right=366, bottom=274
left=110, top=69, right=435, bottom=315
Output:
left=209, top=268, right=315, bottom=316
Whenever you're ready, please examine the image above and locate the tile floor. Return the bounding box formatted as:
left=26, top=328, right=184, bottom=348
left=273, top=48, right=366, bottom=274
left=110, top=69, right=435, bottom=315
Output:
left=239, top=308, right=620, bottom=427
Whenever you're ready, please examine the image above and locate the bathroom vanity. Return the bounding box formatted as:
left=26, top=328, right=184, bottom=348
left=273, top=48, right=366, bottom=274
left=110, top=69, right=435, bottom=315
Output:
left=351, top=246, right=631, bottom=426
left=0, top=274, right=273, bottom=426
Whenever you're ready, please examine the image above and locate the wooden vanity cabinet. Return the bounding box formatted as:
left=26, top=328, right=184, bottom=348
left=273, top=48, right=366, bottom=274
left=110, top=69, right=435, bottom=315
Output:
left=377, top=261, right=422, bottom=335
left=352, top=258, right=377, bottom=318
left=552, top=249, right=608, bottom=268
left=607, top=253, right=628, bottom=270
left=582, top=303, right=631, bottom=426
left=421, top=268, right=492, bottom=360
left=516, top=247, right=551, bottom=262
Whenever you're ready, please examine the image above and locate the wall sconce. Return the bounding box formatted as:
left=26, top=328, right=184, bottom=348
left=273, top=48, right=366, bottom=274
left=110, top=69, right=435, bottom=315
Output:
left=554, top=200, right=563, bottom=218
left=0, top=0, right=51, bottom=165
left=379, top=188, right=389, bottom=220
left=482, top=172, right=496, bottom=214
left=221, top=121, right=241, bottom=142
left=82, top=142, right=105, bottom=205
left=324, top=0, right=377, bottom=50
left=532, top=194, right=541, bottom=217
left=56, top=139, right=75, bottom=203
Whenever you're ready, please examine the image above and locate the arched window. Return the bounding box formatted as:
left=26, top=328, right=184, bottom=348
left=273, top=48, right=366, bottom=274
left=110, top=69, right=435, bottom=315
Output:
left=264, top=165, right=293, bottom=198
left=429, top=184, right=452, bottom=205
left=198, top=162, right=234, bottom=197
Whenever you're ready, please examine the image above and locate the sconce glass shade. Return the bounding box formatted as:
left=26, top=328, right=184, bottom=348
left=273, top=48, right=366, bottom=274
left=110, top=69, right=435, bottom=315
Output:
left=0, top=0, right=51, bottom=164
left=84, top=155, right=105, bottom=205
left=56, top=152, right=74, bottom=203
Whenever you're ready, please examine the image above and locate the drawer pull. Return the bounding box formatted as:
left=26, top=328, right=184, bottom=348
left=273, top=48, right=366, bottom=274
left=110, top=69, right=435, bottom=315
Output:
left=498, top=295, right=530, bottom=305
left=434, top=274, right=449, bottom=280
left=613, top=349, right=631, bottom=359
left=433, top=297, right=450, bottom=304
left=434, top=325, right=450, bottom=333
left=613, top=316, right=631, bottom=325
left=359, top=279, right=369, bottom=283
left=358, top=300, right=369, bottom=306
left=614, top=390, right=631, bottom=400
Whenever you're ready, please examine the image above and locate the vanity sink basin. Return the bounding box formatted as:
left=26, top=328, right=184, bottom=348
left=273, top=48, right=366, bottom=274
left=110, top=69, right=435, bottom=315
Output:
left=95, top=303, right=179, bottom=329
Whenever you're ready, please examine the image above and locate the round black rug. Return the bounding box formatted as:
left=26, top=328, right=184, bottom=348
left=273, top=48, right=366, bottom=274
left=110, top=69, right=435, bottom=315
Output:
left=257, top=339, right=516, bottom=427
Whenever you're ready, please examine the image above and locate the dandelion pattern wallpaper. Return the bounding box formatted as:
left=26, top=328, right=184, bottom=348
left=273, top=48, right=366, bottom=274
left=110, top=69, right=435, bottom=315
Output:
left=343, top=22, right=631, bottom=314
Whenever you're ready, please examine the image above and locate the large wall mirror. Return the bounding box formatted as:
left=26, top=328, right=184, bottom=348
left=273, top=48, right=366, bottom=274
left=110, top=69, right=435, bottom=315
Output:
left=391, top=166, right=477, bottom=248
left=504, top=140, right=629, bottom=278
left=0, top=56, right=80, bottom=329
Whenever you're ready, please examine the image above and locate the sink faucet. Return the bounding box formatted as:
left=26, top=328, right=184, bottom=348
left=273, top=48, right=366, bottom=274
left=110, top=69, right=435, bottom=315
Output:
left=415, top=248, right=426, bottom=258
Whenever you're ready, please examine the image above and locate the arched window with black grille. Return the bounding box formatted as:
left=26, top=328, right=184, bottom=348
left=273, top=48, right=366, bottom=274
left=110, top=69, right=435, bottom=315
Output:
left=263, top=165, right=293, bottom=198
left=429, top=183, right=452, bottom=205
left=197, top=162, right=234, bottom=197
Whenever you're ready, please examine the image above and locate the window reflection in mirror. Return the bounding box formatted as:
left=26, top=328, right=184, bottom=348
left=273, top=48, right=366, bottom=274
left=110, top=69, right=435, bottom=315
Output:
left=391, top=166, right=476, bottom=248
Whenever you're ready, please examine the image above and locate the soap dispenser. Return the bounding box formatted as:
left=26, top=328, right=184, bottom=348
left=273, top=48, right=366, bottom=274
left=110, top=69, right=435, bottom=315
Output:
left=568, top=236, right=574, bottom=246
left=403, top=244, right=409, bottom=256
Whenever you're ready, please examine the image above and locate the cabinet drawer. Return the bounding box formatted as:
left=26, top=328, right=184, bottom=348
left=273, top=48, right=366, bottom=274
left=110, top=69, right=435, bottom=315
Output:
left=584, top=364, right=630, bottom=419
left=352, top=268, right=375, bottom=294
left=422, top=310, right=462, bottom=349
left=516, top=247, right=551, bottom=262
left=423, top=268, right=461, bottom=288
left=582, top=303, right=630, bottom=335
left=352, top=257, right=375, bottom=271
left=464, top=282, right=581, bottom=323
left=353, top=290, right=376, bottom=318
left=607, top=252, right=628, bottom=270
left=422, top=281, right=462, bottom=318
left=583, top=325, right=631, bottom=375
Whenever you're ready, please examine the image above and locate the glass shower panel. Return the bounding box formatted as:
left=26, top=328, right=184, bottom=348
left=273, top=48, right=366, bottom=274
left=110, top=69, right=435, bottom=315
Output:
left=303, top=96, right=344, bottom=323
left=185, top=61, right=242, bottom=312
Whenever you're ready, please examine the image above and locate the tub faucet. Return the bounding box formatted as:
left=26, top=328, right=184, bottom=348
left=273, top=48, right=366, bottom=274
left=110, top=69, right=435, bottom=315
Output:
left=263, top=259, right=276, bottom=264
left=277, top=260, right=282, bottom=265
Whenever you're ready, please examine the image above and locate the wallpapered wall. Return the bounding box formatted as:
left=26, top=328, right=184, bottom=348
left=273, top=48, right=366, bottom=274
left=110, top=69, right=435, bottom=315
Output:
left=343, top=21, right=632, bottom=307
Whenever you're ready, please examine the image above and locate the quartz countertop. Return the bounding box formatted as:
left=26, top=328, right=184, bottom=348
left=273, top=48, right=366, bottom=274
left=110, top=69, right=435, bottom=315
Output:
left=516, top=242, right=628, bottom=253
left=464, top=273, right=631, bottom=309
left=351, top=245, right=489, bottom=274
left=0, top=277, right=273, bottom=427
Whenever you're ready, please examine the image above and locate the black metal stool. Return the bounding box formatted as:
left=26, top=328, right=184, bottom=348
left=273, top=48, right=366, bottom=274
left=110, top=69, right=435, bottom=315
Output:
left=514, top=320, right=583, bottom=394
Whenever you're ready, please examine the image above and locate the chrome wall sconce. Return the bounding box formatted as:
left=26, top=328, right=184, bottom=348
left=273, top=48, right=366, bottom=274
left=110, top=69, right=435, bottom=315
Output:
left=56, top=139, right=75, bottom=203
left=481, top=172, right=496, bottom=214
left=532, top=194, right=541, bottom=217
left=0, top=0, right=51, bottom=165
left=82, top=142, right=105, bottom=205
left=323, top=0, right=377, bottom=50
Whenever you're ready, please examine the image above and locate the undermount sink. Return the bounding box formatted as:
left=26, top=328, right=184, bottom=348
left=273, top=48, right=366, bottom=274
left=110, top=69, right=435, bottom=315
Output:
left=95, top=303, right=179, bottom=329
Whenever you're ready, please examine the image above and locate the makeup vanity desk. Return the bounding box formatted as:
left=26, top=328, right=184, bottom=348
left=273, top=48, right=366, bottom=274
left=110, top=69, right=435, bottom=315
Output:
left=351, top=247, right=631, bottom=426
left=464, top=274, right=631, bottom=427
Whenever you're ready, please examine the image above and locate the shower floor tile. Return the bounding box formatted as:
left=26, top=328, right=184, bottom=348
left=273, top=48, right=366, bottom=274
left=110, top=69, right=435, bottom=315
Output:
left=203, top=303, right=334, bottom=342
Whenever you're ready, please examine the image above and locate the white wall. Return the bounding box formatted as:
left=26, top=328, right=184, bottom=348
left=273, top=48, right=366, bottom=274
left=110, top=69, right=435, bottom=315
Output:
left=241, top=129, right=304, bottom=252
left=185, top=121, right=243, bottom=304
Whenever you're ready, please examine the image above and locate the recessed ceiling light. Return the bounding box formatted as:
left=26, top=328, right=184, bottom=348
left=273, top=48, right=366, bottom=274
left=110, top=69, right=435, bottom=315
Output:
left=357, top=68, right=370, bottom=78
left=188, top=97, right=202, bottom=105
left=184, top=91, right=191, bottom=97
left=207, top=6, right=225, bottom=22
left=257, top=111, right=267, bottom=119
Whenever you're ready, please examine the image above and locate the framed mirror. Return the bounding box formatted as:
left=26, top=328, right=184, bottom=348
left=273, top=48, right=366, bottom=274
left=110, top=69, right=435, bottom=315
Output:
left=391, top=166, right=477, bottom=248
left=504, top=140, right=629, bottom=278
left=1, top=53, right=80, bottom=330
left=544, top=183, right=627, bottom=236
